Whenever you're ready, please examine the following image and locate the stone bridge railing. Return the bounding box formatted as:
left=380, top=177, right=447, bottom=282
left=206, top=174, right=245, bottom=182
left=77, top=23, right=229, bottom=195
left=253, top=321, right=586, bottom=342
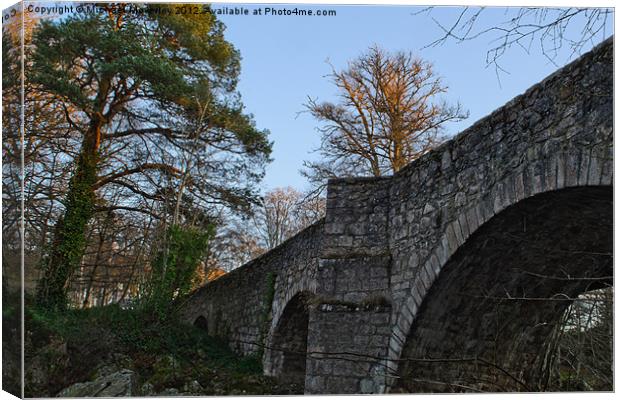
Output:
left=181, top=36, right=613, bottom=394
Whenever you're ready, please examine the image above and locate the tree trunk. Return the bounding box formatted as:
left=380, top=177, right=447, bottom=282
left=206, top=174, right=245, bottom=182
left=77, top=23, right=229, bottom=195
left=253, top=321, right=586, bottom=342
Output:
left=36, top=119, right=102, bottom=310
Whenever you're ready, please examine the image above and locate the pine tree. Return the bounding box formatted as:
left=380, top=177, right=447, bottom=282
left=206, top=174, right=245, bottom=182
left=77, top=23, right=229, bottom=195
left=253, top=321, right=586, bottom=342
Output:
left=31, top=4, right=271, bottom=309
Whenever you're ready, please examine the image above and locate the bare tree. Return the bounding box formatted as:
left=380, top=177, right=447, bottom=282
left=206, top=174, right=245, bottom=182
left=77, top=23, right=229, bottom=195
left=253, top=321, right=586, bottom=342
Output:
left=206, top=220, right=266, bottom=272
left=420, top=7, right=613, bottom=75
left=254, top=187, right=301, bottom=249
left=303, top=46, right=467, bottom=194
left=202, top=187, right=326, bottom=272
left=252, top=187, right=325, bottom=250
left=545, top=286, right=613, bottom=391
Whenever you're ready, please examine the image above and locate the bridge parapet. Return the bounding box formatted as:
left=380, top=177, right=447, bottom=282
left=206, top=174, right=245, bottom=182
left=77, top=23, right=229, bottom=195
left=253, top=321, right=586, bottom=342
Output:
left=322, top=176, right=391, bottom=259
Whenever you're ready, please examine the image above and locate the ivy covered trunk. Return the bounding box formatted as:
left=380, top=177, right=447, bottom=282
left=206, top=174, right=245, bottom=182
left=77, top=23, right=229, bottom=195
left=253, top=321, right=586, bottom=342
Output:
left=36, top=122, right=101, bottom=310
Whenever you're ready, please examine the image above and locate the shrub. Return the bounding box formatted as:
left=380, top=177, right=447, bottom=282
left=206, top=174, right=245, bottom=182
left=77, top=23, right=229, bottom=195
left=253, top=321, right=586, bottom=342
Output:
left=141, top=224, right=213, bottom=320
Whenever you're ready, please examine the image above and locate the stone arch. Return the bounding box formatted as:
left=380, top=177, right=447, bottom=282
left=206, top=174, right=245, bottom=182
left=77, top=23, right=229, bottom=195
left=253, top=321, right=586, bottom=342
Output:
left=385, top=146, right=613, bottom=385
left=193, top=315, right=209, bottom=332
left=268, top=265, right=318, bottom=339
left=388, top=184, right=612, bottom=392
left=264, top=291, right=314, bottom=388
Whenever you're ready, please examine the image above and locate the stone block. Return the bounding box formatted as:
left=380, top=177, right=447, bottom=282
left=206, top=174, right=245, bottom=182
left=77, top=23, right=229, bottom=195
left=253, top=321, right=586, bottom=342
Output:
left=588, top=154, right=603, bottom=185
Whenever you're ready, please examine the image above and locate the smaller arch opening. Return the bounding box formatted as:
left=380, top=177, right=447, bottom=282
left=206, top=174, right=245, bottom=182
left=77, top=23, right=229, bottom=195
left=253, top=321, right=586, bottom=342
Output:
left=193, top=315, right=209, bottom=332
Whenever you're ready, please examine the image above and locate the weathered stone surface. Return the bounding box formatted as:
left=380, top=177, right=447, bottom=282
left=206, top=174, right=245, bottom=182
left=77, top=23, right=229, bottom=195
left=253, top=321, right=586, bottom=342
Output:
left=157, top=388, right=179, bottom=396
left=180, top=37, right=613, bottom=394
left=305, top=304, right=392, bottom=394
left=57, top=369, right=137, bottom=397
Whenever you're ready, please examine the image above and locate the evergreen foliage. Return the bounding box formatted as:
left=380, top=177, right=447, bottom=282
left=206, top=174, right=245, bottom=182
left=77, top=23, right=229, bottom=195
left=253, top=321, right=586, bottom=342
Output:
left=30, top=4, right=271, bottom=309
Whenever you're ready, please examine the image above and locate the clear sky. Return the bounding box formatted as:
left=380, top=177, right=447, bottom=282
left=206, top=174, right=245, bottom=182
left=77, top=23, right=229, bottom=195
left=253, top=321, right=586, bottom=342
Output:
left=210, top=2, right=613, bottom=193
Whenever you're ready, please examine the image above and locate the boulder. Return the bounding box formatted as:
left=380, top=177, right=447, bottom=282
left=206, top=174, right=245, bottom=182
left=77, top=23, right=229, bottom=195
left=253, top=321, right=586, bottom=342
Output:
left=140, top=382, right=156, bottom=396
left=57, top=369, right=137, bottom=397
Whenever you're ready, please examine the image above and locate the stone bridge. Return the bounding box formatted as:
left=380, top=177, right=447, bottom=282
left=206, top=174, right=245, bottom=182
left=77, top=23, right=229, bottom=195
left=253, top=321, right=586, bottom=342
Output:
left=181, top=37, right=613, bottom=393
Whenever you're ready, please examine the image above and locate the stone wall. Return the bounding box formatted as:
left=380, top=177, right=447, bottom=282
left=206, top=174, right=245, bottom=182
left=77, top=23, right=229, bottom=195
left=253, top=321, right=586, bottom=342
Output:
left=304, top=176, right=395, bottom=393
left=305, top=303, right=391, bottom=394
left=180, top=221, right=323, bottom=356
left=180, top=36, right=613, bottom=394
left=322, top=177, right=391, bottom=259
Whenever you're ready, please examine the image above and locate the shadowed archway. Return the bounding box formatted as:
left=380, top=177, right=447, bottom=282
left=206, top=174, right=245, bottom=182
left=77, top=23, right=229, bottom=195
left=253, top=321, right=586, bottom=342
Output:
left=193, top=315, right=209, bottom=332
left=395, top=186, right=613, bottom=392
left=264, top=292, right=313, bottom=388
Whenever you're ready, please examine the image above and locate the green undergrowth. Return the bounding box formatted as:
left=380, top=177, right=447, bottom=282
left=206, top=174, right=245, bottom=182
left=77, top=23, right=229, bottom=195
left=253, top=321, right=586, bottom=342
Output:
left=23, top=298, right=299, bottom=397
left=2, top=287, right=22, bottom=397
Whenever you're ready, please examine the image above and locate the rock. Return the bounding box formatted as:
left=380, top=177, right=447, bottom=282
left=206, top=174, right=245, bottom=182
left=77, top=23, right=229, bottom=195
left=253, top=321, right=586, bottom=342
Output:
left=140, top=382, right=156, bottom=396
left=182, top=380, right=203, bottom=393
left=360, top=378, right=374, bottom=393
left=57, top=382, right=93, bottom=398
left=157, top=388, right=180, bottom=396
left=57, top=369, right=137, bottom=397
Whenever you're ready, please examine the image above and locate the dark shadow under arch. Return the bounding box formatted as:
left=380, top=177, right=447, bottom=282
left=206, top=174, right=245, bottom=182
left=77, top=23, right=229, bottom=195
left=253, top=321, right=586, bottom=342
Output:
left=193, top=315, right=208, bottom=332
left=396, top=186, right=613, bottom=393
left=265, top=292, right=312, bottom=388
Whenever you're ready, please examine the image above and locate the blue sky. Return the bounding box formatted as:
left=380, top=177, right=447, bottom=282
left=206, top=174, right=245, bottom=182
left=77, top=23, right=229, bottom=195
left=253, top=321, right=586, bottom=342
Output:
left=211, top=3, right=613, bottom=193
